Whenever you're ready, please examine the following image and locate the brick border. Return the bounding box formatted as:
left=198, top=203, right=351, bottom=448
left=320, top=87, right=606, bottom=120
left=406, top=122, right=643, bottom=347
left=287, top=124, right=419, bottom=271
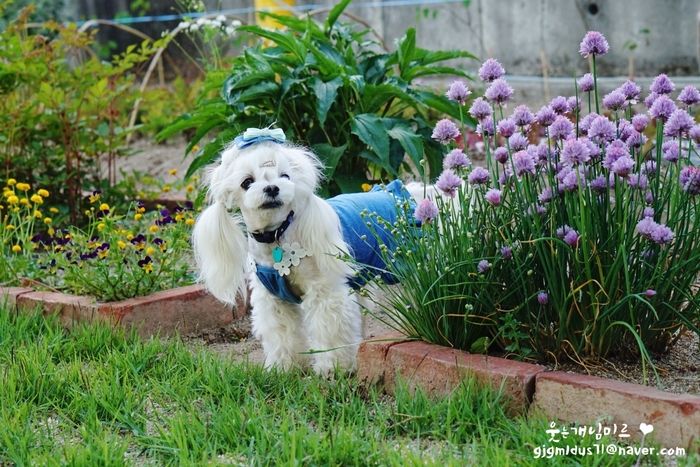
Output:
left=1, top=284, right=246, bottom=337
left=357, top=334, right=700, bottom=451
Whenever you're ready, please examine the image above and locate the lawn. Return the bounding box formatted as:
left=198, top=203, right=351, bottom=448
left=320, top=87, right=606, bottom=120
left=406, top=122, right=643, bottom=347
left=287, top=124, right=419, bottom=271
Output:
left=0, top=306, right=694, bottom=466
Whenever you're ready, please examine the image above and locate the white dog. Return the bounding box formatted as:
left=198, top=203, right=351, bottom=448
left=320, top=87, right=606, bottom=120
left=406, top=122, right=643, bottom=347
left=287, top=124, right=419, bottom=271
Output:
left=193, top=128, right=416, bottom=375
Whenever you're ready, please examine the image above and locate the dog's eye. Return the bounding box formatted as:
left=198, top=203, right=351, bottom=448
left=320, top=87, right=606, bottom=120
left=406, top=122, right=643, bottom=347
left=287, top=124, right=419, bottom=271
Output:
left=241, top=177, right=254, bottom=190
left=280, top=173, right=290, bottom=180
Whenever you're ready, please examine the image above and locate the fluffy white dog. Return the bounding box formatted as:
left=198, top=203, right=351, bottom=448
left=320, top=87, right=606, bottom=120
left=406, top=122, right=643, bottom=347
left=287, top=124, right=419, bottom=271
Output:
left=193, top=128, right=415, bottom=375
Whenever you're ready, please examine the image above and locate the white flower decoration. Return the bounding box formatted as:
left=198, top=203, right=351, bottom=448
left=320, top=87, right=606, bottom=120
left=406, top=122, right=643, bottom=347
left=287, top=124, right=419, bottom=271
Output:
left=282, top=242, right=309, bottom=267
left=273, top=257, right=292, bottom=276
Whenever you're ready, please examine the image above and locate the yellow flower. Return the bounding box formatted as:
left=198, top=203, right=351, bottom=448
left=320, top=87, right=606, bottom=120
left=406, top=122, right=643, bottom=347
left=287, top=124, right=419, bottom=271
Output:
left=134, top=213, right=143, bottom=221
left=142, top=262, right=154, bottom=273
left=44, top=217, right=52, bottom=224
left=185, top=218, right=195, bottom=226
left=175, top=213, right=184, bottom=222
left=30, top=194, right=43, bottom=204
left=11, top=244, right=21, bottom=253
left=146, top=246, right=155, bottom=255
left=16, top=183, right=30, bottom=191
left=19, top=198, right=29, bottom=206
left=33, top=210, right=42, bottom=219
left=117, top=240, right=127, bottom=249
left=89, top=192, right=100, bottom=204
left=126, top=233, right=134, bottom=241
left=186, top=184, right=195, bottom=193
left=361, top=183, right=372, bottom=192
left=37, top=189, right=49, bottom=198
left=3, top=190, right=13, bottom=198
left=5, top=225, right=15, bottom=231
left=168, top=168, right=178, bottom=176
left=192, top=144, right=200, bottom=153
left=162, top=185, right=171, bottom=193
left=149, top=225, right=159, bottom=233
left=137, top=206, right=145, bottom=214
left=7, top=195, right=19, bottom=205
left=12, top=207, right=19, bottom=213
left=49, top=207, right=59, bottom=214
left=48, top=227, right=55, bottom=236
left=97, top=223, right=106, bottom=232
left=7, top=178, right=16, bottom=186
left=99, top=203, right=110, bottom=212
left=84, top=210, right=92, bottom=217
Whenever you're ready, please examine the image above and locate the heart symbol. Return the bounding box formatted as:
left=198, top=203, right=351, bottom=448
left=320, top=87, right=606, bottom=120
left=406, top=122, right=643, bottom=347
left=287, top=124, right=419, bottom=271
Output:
left=639, top=423, right=654, bottom=435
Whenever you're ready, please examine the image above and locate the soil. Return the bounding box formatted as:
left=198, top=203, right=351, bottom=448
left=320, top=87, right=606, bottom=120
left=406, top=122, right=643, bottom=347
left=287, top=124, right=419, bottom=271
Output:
left=130, top=137, right=700, bottom=396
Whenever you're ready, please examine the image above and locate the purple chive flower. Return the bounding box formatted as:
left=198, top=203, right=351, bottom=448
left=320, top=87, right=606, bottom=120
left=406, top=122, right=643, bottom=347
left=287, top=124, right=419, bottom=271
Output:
left=678, top=85, right=700, bottom=107
left=561, top=138, right=591, bottom=166
left=564, top=229, right=580, bottom=247
left=528, top=204, right=547, bottom=216
left=662, top=140, right=680, bottom=162
left=589, top=175, right=608, bottom=192
left=664, top=109, right=695, bottom=137
left=468, top=167, right=490, bottom=185
left=414, top=198, right=439, bottom=223
left=436, top=169, right=462, bottom=197
left=508, top=133, right=529, bottom=151
left=567, top=96, right=581, bottom=112
left=497, top=119, right=516, bottom=138
left=644, top=92, right=659, bottom=109
left=578, top=113, right=599, bottom=134
left=626, top=130, right=647, bottom=149
left=537, top=292, right=549, bottom=305
left=550, top=96, right=570, bottom=115
left=643, top=207, right=655, bottom=218
left=611, top=155, right=635, bottom=177
left=476, top=118, right=495, bottom=137
left=432, top=119, right=460, bottom=144
left=588, top=116, right=616, bottom=143
left=679, top=166, right=700, bottom=195
left=469, top=97, right=492, bottom=120
left=500, top=245, right=513, bottom=260
left=619, top=80, right=641, bottom=103
left=632, top=114, right=650, bottom=132
left=549, top=116, right=574, bottom=140
left=645, top=191, right=654, bottom=204
left=644, top=289, right=657, bottom=298
left=627, top=173, right=648, bottom=190
left=641, top=160, right=657, bottom=176
left=578, top=73, right=594, bottom=92
left=513, top=150, right=536, bottom=176
left=498, top=165, right=514, bottom=185
left=446, top=80, right=471, bottom=104
left=493, top=146, right=509, bottom=164
left=478, top=58, right=505, bottom=82
left=690, top=125, right=700, bottom=144
left=477, top=259, right=492, bottom=273
left=650, top=74, right=675, bottom=95
left=603, top=90, right=626, bottom=111
left=443, top=149, right=470, bottom=170
left=485, top=188, right=502, bottom=205
left=530, top=144, right=549, bottom=164
left=512, top=105, right=534, bottom=127
left=559, top=167, right=581, bottom=192
left=536, top=106, right=556, bottom=127
left=649, top=94, right=676, bottom=121
left=556, top=224, right=573, bottom=238
left=636, top=218, right=674, bottom=244
left=602, top=139, right=629, bottom=169
left=485, top=78, right=514, bottom=105
left=538, top=187, right=554, bottom=203
left=579, top=31, right=609, bottom=57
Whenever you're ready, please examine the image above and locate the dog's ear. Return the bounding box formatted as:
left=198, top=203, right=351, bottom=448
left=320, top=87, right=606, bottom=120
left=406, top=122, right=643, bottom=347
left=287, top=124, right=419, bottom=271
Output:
left=192, top=201, right=248, bottom=305
left=285, top=146, right=324, bottom=195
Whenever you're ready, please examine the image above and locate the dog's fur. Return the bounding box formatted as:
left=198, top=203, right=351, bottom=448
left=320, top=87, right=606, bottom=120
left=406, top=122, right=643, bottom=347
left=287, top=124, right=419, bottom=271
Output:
left=194, top=141, right=365, bottom=375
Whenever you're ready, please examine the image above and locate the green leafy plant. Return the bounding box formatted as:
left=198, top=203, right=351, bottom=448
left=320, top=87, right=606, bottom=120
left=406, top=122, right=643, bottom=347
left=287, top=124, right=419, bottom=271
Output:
left=0, top=5, right=162, bottom=221
left=160, top=0, right=476, bottom=193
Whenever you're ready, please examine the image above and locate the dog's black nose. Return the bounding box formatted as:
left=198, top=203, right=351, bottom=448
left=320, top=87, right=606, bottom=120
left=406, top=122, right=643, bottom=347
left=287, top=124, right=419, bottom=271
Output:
left=263, top=185, right=280, bottom=198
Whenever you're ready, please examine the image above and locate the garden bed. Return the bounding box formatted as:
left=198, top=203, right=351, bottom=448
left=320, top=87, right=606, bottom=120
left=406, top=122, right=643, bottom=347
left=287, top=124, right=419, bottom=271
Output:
left=357, top=334, right=700, bottom=451
left=0, top=284, right=246, bottom=338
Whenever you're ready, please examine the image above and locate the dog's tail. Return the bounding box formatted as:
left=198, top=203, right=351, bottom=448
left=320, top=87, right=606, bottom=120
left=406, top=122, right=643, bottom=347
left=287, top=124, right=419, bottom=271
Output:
left=192, top=202, right=248, bottom=305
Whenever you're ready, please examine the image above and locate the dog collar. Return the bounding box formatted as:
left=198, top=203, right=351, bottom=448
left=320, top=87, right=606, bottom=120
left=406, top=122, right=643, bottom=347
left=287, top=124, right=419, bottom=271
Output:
left=250, top=211, right=295, bottom=244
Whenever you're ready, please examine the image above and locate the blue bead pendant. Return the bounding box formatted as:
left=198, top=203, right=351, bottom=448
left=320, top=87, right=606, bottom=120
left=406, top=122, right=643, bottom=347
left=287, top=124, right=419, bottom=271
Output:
left=272, top=246, right=284, bottom=263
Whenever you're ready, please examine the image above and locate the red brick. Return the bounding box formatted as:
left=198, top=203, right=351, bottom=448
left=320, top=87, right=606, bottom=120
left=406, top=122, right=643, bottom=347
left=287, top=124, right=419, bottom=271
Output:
left=99, top=284, right=240, bottom=337
left=531, top=371, right=700, bottom=450
left=16, top=291, right=105, bottom=328
left=356, top=332, right=410, bottom=385
left=359, top=339, right=545, bottom=415
left=0, top=286, right=33, bottom=308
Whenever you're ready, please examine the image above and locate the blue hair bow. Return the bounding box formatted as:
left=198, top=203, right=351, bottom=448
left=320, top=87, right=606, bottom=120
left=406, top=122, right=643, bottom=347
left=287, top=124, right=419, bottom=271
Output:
left=233, top=128, right=286, bottom=149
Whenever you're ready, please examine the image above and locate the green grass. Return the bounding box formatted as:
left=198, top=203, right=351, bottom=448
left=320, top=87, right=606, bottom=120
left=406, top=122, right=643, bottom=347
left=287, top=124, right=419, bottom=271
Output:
left=0, top=306, right=696, bottom=466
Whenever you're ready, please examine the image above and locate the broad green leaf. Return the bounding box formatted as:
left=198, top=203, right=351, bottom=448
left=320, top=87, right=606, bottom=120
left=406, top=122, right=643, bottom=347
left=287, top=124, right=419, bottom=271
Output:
left=325, top=0, right=351, bottom=31
left=362, top=83, right=418, bottom=114
left=413, top=90, right=472, bottom=122
left=259, top=11, right=323, bottom=37
left=405, top=66, right=471, bottom=81
left=413, top=48, right=478, bottom=65
left=334, top=173, right=370, bottom=194
left=237, top=25, right=307, bottom=61
left=227, top=81, right=279, bottom=106
left=396, top=28, right=416, bottom=79
left=312, top=77, right=343, bottom=126
left=312, top=142, right=346, bottom=179
left=387, top=123, right=424, bottom=171
left=351, top=114, right=390, bottom=167
left=185, top=128, right=238, bottom=178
